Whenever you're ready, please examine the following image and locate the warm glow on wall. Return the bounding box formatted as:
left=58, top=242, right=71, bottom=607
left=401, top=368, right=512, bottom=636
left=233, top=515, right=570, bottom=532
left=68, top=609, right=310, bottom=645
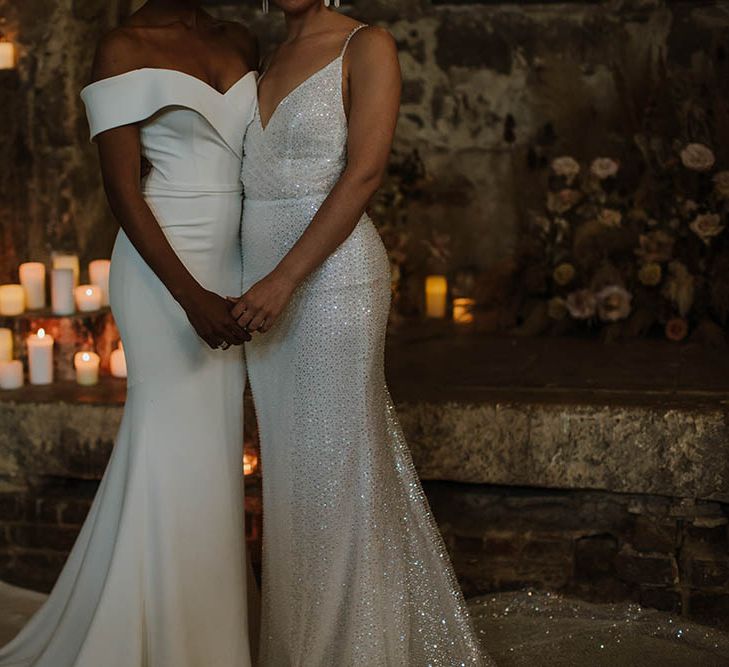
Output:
left=0, top=34, right=16, bottom=70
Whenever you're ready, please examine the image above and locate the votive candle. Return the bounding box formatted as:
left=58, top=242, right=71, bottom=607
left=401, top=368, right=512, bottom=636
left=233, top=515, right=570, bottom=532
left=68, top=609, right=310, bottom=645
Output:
left=52, top=253, right=80, bottom=287
left=27, top=328, right=54, bottom=385
left=74, top=284, right=102, bottom=312
left=425, top=275, right=448, bottom=319
left=74, top=351, right=100, bottom=386
left=19, top=262, right=46, bottom=310
left=88, top=259, right=111, bottom=307
left=0, top=360, right=23, bottom=390
left=110, top=342, right=127, bottom=379
left=0, top=284, right=25, bottom=316
left=0, top=328, right=12, bottom=361
left=0, top=42, right=15, bottom=70
left=51, top=268, right=75, bottom=315
left=453, top=297, right=476, bottom=325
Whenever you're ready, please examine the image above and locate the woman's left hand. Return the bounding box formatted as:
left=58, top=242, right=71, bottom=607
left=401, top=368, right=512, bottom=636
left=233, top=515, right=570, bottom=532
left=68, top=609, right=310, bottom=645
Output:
left=229, top=271, right=297, bottom=334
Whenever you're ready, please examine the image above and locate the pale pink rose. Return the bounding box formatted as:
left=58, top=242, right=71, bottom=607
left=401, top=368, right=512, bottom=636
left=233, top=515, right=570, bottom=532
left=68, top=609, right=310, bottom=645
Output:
left=590, top=158, right=619, bottom=180
left=598, top=208, right=623, bottom=228
left=547, top=189, right=582, bottom=214
left=596, top=285, right=632, bottom=322
left=680, top=143, right=715, bottom=172
left=566, top=289, right=597, bottom=320
left=689, top=213, right=724, bottom=244
left=635, top=231, right=675, bottom=263
left=551, top=156, right=581, bottom=183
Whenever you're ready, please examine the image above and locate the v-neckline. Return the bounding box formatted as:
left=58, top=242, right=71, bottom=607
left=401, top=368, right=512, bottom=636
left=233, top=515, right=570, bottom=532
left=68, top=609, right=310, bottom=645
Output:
left=257, top=56, right=340, bottom=132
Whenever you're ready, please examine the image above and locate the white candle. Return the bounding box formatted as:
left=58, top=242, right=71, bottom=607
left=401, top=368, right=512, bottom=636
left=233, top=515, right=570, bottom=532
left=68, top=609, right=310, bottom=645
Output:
left=88, top=259, right=111, bottom=307
left=0, top=284, right=25, bottom=316
left=51, top=268, right=75, bottom=315
left=110, top=342, right=127, bottom=378
left=0, top=360, right=23, bottom=390
left=425, top=275, right=448, bottom=319
left=0, top=328, right=12, bottom=361
left=74, top=284, right=102, bottom=312
left=453, top=297, right=476, bottom=325
left=0, top=42, right=15, bottom=70
left=52, top=254, right=80, bottom=287
left=74, top=351, right=100, bottom=386
left=19, top=262, right=46, bottom=310
left=27, top=328, right=54, bottom=385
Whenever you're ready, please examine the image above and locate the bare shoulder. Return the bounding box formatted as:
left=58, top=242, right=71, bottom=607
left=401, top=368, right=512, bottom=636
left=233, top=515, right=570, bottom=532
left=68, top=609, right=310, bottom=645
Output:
left=218, top=19, right=259, bottom=69
left=347, top=25, right=398, bottom=63
left=90, top=27, right=146, bottom=83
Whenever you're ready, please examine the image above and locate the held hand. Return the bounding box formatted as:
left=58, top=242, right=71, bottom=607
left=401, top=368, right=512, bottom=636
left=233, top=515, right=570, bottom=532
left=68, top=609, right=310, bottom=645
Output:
left=182, top=287, right=251, bottom=349
left=230, top=271, right=297, bottom=334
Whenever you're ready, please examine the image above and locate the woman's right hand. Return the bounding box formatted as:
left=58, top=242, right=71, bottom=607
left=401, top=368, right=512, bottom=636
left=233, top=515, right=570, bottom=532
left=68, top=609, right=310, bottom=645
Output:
left=181, top=287, right=251, bottom=349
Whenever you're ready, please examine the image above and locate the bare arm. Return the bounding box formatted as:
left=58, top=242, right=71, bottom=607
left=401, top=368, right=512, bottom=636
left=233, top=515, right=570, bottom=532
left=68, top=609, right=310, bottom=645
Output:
left=91, top=32, right=248, bottom=348
left=233, top=27, right=401, bottom=332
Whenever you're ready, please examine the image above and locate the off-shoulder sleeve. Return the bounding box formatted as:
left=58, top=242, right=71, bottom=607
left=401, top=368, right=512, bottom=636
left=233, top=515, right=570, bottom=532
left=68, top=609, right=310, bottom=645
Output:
left=79, top=69, right=255, bottom=160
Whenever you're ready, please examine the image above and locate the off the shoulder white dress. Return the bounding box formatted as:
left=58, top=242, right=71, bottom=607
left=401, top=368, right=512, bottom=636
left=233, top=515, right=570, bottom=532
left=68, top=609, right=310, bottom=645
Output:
left=0, top=68, right=257, bottom=667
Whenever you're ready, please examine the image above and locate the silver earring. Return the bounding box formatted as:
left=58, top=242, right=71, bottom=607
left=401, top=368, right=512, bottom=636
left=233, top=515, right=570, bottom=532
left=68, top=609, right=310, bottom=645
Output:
left=262, top=0, right=269, bottom=13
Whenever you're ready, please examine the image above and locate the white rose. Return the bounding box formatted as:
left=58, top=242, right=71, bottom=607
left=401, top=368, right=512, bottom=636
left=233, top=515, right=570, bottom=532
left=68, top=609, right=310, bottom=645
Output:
left=590, top=158, right=619, bottom=180
left=551, top=156, right=581, bottom=184
left=680, top=143, right=715, bottom=172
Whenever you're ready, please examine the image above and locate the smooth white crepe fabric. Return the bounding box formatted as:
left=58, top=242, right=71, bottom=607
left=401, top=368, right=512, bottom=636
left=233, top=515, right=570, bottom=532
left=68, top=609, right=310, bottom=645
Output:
left=0, top=68, right=257, bottom=667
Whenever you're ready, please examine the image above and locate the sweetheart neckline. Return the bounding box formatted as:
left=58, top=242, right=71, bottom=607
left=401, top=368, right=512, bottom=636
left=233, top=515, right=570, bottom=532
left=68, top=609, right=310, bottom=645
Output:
left=81, top=67, right=258, bottom=99
left=257, top=56, right=340, bottom=132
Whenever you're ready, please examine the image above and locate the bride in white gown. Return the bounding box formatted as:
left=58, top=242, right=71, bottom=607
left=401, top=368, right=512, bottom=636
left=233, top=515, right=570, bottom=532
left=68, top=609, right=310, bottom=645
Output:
left=0, top=3, right=258, bottom=666
left=232, top=2, right=492, bottom=665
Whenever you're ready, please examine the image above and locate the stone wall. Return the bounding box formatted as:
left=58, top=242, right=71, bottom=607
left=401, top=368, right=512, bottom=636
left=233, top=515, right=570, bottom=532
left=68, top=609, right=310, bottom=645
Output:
left=2, top=1, right=729, bottom=281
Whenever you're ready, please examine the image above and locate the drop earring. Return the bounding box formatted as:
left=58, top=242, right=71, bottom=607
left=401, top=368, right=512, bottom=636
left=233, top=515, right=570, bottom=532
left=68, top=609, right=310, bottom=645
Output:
left=324, top=0, right=341, bottom=7
left=262, top=0, right=269, bottom=13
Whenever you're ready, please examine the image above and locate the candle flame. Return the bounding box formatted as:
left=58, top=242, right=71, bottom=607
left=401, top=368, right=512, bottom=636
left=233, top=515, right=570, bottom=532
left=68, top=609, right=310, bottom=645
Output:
left=82, top=352, right=90, bottom=362
left=37, top=328, right=45, bottom=338
left=85, top=288, right=93, bottom=296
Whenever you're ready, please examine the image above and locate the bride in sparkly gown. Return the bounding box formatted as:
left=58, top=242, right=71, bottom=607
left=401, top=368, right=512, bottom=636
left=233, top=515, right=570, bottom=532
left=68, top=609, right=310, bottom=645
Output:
left=232, top=2, right=492, bottom=665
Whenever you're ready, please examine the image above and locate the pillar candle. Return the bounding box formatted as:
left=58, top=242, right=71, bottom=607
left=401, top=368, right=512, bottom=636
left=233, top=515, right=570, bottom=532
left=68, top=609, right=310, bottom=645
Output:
left=453, top=297, right=476, bottom=325
left=19, top=262, right=46, bottom=310
left=0, top=42, right=15, bottom=70
left=0, top=285, right=25, bottom=316
left=425, top=275, right=448, bottom=319
left=74, top=285, right=102, bottom=312
left=0, top=328, right=12, bottom=361
left=27, top=328, right=54, bottom=385
left=51, top=268, right=75, bottom=315
left=52, top=254, right=80, bottom=287
left=74, top=351, right=100, bottom=386
left=88, top=259, right=111, bottom=307
left=110, top=342, right=127, bottom=378
left=0, top=360, right=23, bottom=390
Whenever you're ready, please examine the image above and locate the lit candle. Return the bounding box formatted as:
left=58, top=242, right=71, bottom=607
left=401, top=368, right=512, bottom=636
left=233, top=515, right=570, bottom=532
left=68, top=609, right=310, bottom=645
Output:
left=0, top=42, right=15, bottom=70
left=27, top=328, right=54, bottom=385
left=51, top=268, right=75, bottom=315
left=425, top=275, right=448, bottom=318
left=0, top=284, right=25, bottom=316
left=453, top=297, right=476, bottom=325
left=52, top=253, right=80, bottom=287
left=110, top=342, right=127, bottom=378
left=88, top=259, right=111, bottom=306
left=19, top=262, right=46, bottom=310
left=74, top=284, right=102, bottom=312
left=0, top=360, right=23, bottom=390
left=74, top=351, right=100, bottom=386
left=243, top=448, right=259, bottom=476
left=0, top=328, right=12, bottom=361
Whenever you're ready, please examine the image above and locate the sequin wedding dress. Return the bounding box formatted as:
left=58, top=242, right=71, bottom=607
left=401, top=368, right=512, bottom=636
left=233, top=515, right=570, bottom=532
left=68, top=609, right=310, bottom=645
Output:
left=0, top=68, right=257, bottom=667
left=241, top=25, right=490, bottom=666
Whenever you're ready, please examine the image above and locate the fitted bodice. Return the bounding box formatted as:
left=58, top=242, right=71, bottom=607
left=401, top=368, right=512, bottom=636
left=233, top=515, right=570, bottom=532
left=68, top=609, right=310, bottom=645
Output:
left=81, top=68, right=257, bottom=194
left=241, top=53, right=351, bottom=202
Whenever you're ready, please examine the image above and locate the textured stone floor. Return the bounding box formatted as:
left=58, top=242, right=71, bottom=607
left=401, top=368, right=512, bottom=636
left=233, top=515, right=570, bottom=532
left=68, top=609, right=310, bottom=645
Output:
left=2, top=582, right=728, bottom=666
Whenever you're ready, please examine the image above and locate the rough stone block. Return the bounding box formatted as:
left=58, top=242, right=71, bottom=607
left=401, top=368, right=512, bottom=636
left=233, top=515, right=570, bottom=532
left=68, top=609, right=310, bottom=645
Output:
left=616, top=546, right=678, bottom=586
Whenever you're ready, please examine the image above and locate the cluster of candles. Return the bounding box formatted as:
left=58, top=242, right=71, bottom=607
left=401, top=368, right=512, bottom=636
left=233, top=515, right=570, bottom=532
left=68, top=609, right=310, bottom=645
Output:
left=0, top=255, right=111, bottom=316
left=0, top=254, right=127, bottom=390
left=424, top=275, right=475, bottom=325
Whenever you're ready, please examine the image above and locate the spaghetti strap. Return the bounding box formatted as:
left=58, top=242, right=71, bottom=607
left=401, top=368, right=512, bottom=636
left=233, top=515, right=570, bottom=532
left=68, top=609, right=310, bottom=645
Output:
left=340, top=24, right=369, bottom=59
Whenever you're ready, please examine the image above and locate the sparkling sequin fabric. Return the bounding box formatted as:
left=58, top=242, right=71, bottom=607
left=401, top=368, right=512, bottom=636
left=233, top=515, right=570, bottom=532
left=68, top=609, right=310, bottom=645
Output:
left=240, top=25, right=490, bottom=667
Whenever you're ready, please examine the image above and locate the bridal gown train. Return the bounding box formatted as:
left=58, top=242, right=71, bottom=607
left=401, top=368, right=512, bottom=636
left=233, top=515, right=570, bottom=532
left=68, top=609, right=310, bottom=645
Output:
left=241, top=25, right=492, bottom=666
left=0, top=68, right=257, bottom=667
